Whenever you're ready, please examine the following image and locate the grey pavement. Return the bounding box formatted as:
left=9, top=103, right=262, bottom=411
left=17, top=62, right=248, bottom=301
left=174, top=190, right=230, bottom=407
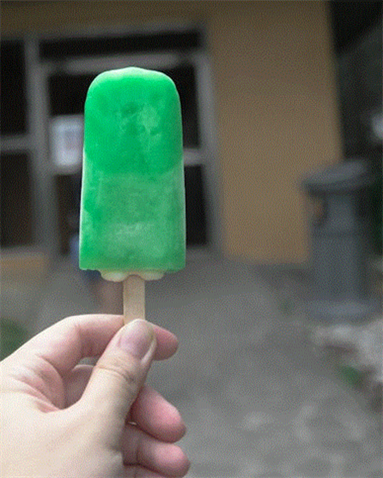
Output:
left=35, top=252, right=382, bottom=478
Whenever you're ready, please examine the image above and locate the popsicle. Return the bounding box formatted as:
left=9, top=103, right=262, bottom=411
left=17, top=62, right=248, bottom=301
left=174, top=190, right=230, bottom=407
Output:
left=79, top=67, right=186, bottom=322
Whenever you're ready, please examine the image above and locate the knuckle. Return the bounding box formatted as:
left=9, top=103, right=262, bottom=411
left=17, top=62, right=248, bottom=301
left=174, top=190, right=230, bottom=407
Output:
left=96, top=352, right=142, bottom=392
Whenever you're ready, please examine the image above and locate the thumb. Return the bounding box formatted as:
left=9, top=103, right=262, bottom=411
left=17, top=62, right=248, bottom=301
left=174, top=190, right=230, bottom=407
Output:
left=80, top=319, right=156, bottom=425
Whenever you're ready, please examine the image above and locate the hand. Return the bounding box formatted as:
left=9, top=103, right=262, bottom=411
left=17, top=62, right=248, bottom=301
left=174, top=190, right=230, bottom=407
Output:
left=1, top=315, right=190, bottom=477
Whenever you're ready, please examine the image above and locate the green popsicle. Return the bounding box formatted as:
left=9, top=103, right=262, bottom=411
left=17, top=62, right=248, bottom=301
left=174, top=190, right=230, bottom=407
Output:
left=79, top=67, right=186, bottom=320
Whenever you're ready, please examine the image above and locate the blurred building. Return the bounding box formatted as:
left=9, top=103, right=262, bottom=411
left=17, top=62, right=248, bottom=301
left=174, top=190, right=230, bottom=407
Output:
left=1, top=1, right=381, bottom=265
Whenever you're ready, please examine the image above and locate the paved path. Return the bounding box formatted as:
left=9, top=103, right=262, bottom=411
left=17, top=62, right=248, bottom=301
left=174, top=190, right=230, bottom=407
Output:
left=37, top=254, right=382, bottom=478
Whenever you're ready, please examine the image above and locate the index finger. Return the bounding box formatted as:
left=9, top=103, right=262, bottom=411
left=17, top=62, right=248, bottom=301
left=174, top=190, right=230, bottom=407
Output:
left=6, top=315, right=178, bottom=376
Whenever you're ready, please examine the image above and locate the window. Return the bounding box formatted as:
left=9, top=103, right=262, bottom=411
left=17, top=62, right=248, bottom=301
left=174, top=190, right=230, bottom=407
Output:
left=1, top=40, right=27, bottom=135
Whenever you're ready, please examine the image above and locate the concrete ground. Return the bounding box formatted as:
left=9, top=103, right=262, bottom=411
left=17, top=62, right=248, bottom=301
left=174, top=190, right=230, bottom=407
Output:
left=28, top=253, right=383, bottom=477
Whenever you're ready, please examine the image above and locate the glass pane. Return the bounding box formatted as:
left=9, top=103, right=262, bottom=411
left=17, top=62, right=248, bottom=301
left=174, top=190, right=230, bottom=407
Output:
left=49, top=73, right=96, bottom=116
left=164, top=64, right=200, bottom=148
left=0, top=40, right=27, bottom=135
left=40, top=29, right=203, bottom=60
left=0, top=153, right=33, bottom=246
left=185, top=165, right=207, bottom=246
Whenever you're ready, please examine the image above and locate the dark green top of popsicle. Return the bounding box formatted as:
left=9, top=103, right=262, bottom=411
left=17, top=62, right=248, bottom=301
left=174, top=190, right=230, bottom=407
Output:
left=79, top=67, right=185, bottom=276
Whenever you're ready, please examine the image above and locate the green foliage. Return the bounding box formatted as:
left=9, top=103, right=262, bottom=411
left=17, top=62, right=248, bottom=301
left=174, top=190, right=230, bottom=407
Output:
left=0, top=318, right=29, bottom=359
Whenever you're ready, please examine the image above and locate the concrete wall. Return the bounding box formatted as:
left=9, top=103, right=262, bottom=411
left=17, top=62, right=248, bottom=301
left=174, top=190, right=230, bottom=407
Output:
left=2, top=1, right=342, bottom=263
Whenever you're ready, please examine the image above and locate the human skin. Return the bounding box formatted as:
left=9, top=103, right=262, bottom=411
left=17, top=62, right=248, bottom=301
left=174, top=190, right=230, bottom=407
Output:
left=1, top=315, right=190, bottom=477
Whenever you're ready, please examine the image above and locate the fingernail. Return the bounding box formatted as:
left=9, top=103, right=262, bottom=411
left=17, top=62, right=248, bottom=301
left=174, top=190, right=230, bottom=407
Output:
left=118, top=319, right=155, bottom=359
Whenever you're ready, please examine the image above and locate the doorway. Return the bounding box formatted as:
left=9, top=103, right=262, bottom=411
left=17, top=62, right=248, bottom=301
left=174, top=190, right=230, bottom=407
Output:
left=47, top=66, right=208, bottom=253
left=38, top=28, right=212, bottom=254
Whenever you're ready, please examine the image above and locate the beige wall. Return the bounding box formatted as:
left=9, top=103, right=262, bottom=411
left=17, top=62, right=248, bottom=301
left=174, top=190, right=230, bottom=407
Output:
left=210, top=2, right=343, bottom=262
left=2, top=1, right=342, bottom=263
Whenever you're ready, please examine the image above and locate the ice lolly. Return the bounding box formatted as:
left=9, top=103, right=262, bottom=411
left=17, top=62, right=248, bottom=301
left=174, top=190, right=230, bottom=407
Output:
left=79, top=67, right=185, bottom=322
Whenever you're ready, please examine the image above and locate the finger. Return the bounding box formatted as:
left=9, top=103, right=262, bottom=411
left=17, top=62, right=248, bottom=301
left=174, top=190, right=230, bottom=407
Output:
left=130, top=385, right=186, bottom=442
left=6, top=315, right=178, bottom=377
left=152, top=324, right=179, bottom=360
left=7, top=315, right=124, bottom=376
left=79, top=320, right=156, bottom=428
left=122, top=424, right=190, bottom=477
left=65, top=368, right=185, bottom=413
left=123, top=467, right=172, bottom=478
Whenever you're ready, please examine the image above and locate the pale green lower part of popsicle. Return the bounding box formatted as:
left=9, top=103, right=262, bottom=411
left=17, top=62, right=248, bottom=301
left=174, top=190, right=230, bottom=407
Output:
left=101, top=271, right=164, bottom=282
left=80, top=164, right=185, bottom=273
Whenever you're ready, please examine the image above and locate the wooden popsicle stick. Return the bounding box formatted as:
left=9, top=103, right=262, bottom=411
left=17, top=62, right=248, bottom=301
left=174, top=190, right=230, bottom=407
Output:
left=123, top=275, right=145, bottom=324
